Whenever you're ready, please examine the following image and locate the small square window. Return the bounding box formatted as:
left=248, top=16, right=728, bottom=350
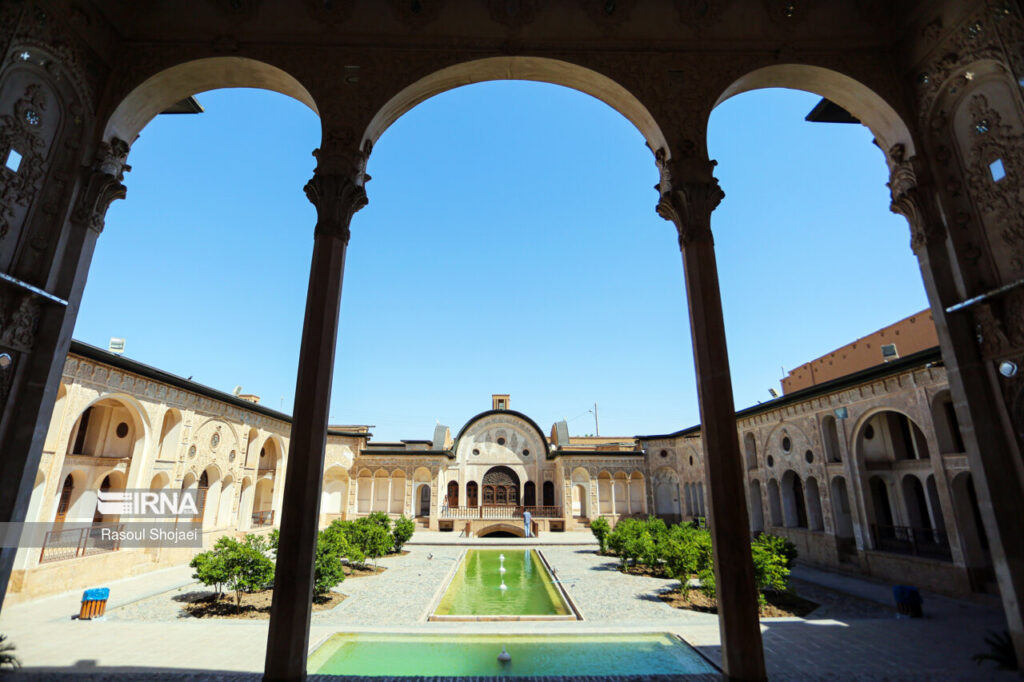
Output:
left=990, top=158, right=1006, bottom=182
left=4, top=149, right=21, bottom=173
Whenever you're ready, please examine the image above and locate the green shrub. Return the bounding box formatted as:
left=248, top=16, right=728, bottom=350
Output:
left=352, top=521, right=392, bottom=568
left=589, top=517, right=610, bottom=554
left=392, top=515, right=416, bottom=553
left=754, top=533, right=797, bottom=569
left=323, top=519, right=366, bottom=566
left=190, top=546, right=229, bottom=595
left=313, top=527, right=348, bottom=596
left=662, top=524, right=709, bottom=582
left=364, top=511, right=392, bottom=532
left=191, top=536, right=275, bottom=610
left=751, top=539, right=790, bottom=594
left=697, top=564, right=717, bottom=600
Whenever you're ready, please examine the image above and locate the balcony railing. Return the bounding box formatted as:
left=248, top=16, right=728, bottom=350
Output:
left=251, top=510, right=275, bottom=528
left=39, top=523, right=123, bottom=564
left=439, top=505, right=562, bottom=520
left=871, top=523, right=951, bottom=561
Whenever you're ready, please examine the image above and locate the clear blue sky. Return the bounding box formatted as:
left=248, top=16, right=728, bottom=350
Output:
left=78, top=82, right=927, bottom=441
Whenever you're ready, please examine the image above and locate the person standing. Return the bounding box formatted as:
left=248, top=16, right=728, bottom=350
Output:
left=523, top=509, right=533, bottom=538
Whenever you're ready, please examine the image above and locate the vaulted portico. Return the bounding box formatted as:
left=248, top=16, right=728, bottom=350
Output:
left=1, top=3, right=1023, bottom=680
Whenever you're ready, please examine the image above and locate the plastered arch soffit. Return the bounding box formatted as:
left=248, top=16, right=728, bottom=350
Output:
left=712, top=63, right=916, bottom=165
left=104, top=56, right=319, bottom=145
left=72, top=392, right=153, bottom=440
left=363, top=56, right=669, bottom=162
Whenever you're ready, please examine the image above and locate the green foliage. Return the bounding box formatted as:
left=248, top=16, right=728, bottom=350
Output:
left=753, top=533, right=797, bottom=569
left=190, top=545, right=229, bottom=595
left=589, top=517, right=610, bottom=554
left=190, top=535, right=275, bottom=610
left=313, top=527, right=347, bottom=596
left=662, top=523, right=711, bottom=582
left=365, top=511, right=392, bottom=532
left=0, top=634, right=20, bottom=671
left=392, top=515, right=416, bottom=553
left=697, top=564, right=717, bottom=600
left=219, top=536, right=276, bottom=608
left=356, top=522, right=393, bottom=568
left=598, top=519, right=796, bottom=608
left=751, top=535, right=791, bottom=593
left=973, top=630, right=1019, bottom=671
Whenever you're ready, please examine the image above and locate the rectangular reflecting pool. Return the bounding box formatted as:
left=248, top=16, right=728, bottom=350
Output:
left=432, top=549, right=574, bottom=620
left=308, top=633, right=717, bottom=677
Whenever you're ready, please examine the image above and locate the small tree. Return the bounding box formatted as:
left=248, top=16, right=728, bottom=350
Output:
left=365, top=511, right=392, bottom=532
left=392, top=515, right=415, bottom=553
left=190, top=546, right=229, bottom=595
left=313, top=528, right=347, bottom=597
left=359, top=522, right=393, bottom=569
left=208, top=536, right=275, bottom=610
left=589, top=517, right=610, bottom=554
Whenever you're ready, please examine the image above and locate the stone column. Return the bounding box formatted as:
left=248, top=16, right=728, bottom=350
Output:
left=264, top=148, right=367, bottom=682
left=0, top=140, right=128, bottom=610
left=656, top=152, right=766, bottom=681
left=888, top=146, right=1024, bottom=660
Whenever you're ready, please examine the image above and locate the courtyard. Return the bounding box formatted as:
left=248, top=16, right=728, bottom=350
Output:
left=0, top=538, right=1011, bottom=680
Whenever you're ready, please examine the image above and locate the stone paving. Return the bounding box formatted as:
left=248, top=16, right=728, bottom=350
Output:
left=0, top=544, right=1016, bottom=680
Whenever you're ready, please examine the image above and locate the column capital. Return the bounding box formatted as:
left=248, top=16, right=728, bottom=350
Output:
left=304, top=146, right=370, bottom=242
left=887, top=144, right=945, bottom=253
left=654, top=149, right=724, bottom=249
left=71, top=138, right=130, bottom=234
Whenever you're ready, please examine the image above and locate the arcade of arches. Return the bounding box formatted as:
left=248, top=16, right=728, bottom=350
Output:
left=1, top=3, right=1024, bottom=680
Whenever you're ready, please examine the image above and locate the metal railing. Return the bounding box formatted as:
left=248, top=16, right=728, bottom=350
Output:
left=439, top=505, right=563, bottom=520
left=251, top=510, right=275, bottom=527
left=39, top=523, right=123, bottom=564
left=871, top=523, right=951, bottom=561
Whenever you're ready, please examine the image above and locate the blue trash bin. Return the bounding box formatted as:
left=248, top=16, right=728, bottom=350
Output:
left=80, top=587, right=110, bottom=619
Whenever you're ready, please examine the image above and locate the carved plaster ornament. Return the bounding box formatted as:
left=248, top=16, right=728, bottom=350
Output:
left=654, top=148, right=723, bottom=248
left=304, top=0, right=357, bottom=26
left=764, top=0, right=816, bottom=27
left=886, top=144, right=945, bottom=253
left=388, top=0, right=445, bottom=27
left=305, top=142, right=370, bottom=242
left=0, top=85, right=49, bottom=241
left=487, top=0, right=539, bottom=29
left=964, top=94, right=1024, bottom=273
left=673, top=0, right=728, bottom=30
left=72, top=138, right=130, bottom=234
left=581, top=0, right=638, bottom=29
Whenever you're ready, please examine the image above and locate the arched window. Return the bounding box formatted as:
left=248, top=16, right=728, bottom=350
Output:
left=55, top=474, right=74, bottom=524
left=523, top=481, right=536, bottom=507
left=781, top=470, right=808, bottom=528
left=447, top=480, right=459, bottom=508
left=931, top=390, right=965, bottom=455
left=869, top=476, right=894, bottom=528
left=767, top=479, right=783, bottom=527
left=830, top=477, right=855, bottom=539
left=805, top=477, right=823, bottom=531
left=466, top=481, right=478, bottom=507
left=542, top=480, right=555, bottom=507
left=743, top=433, right=757, bottom=470
left=748, top=479, right=764, bottom=533
left=821, top=415, right=841, bottom=463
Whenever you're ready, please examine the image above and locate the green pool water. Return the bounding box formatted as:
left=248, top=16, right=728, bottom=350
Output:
left=434, top=549, right=570, bottom=617
left=308, top=633, right=716, bottom=677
